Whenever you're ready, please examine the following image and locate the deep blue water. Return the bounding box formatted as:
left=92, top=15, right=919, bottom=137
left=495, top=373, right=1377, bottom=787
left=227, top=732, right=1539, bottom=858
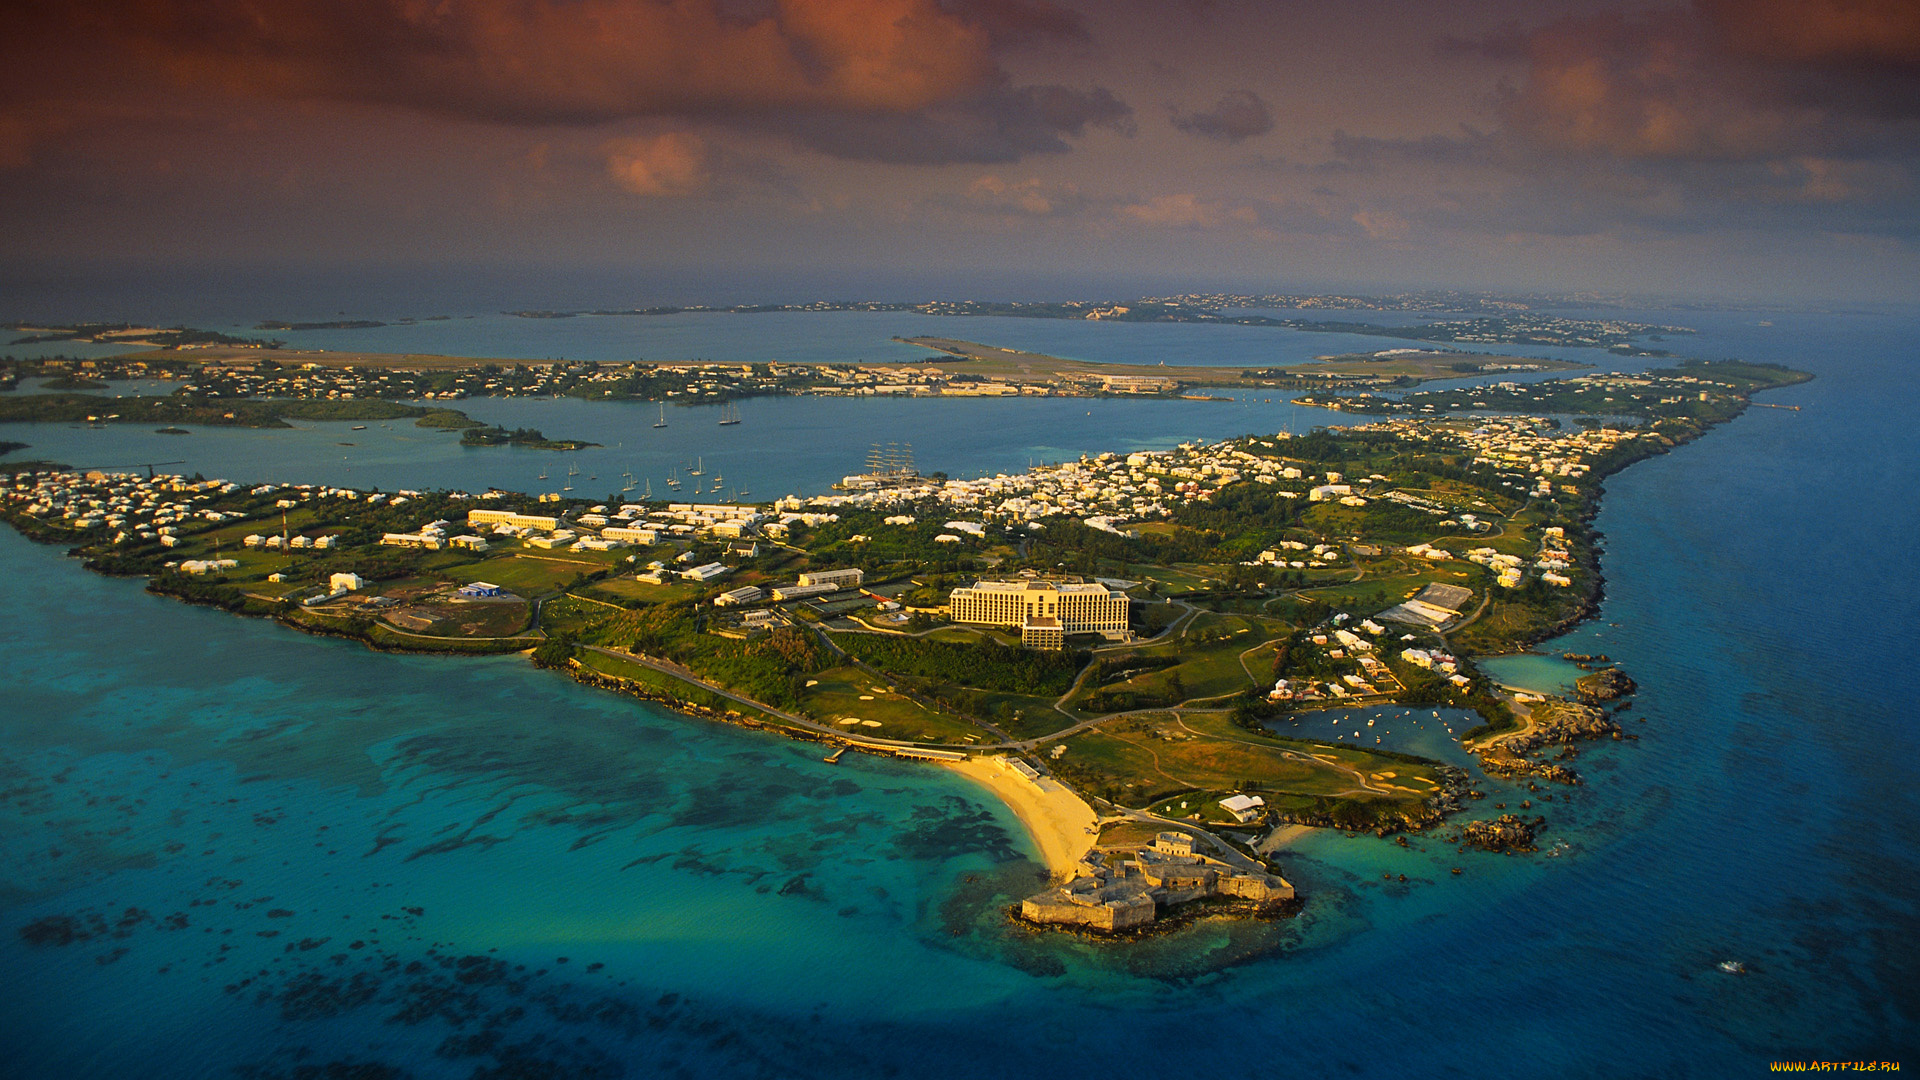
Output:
left=1, top=307, right=1915, bottom=1077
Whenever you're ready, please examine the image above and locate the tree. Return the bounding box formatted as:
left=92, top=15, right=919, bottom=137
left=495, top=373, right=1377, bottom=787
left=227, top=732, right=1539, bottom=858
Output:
left=532, top=630, right=578, bottom=669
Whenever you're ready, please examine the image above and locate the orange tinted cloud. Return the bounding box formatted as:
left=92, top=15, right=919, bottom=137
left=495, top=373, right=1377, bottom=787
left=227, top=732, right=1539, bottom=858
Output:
left=605, top=133, right=712, bottom=197
left=1121, top=193, right=1255, bottom=229
left=2, top=0, right=1091, bottom=127
left=1486, top=1, right=1920, bottom=163
left=1699, top=0, right=1920, bottom=66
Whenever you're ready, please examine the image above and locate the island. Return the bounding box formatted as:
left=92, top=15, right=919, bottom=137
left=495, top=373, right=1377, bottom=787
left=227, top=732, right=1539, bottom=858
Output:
left=0, top=335, right=1580, bottom=410
left=0, top=337, right=1810, bottom=934
left=488, top=291, right=1692, bottom=356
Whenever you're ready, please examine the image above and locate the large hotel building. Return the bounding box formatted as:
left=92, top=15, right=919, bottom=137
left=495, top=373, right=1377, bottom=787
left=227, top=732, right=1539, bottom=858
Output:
left=948, top=579, right=1132, bottom=648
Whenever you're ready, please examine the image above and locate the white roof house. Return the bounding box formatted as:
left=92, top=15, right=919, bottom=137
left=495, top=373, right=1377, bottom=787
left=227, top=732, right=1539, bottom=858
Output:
left=1219, top=794, right=1267, bottom=823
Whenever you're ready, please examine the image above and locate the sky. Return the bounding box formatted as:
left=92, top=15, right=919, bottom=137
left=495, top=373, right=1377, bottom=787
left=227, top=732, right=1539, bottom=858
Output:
left=2, top=0, right=1918, bottom=311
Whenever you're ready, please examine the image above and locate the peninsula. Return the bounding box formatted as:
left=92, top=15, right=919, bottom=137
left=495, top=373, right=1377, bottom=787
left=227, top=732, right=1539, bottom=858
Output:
left=0, top=353, right=1810, bottom=933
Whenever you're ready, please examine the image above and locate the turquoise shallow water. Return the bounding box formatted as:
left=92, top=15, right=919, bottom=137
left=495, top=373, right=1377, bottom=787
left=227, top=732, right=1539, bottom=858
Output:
left=1, top=307, right=1916, bottom=1077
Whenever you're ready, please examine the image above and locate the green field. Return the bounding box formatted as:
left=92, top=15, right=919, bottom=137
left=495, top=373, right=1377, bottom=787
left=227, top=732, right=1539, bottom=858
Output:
left=1056, top=710, right=1443, bottom=818
left=797, top=666, right=991, bottom=744
left=1066, top=611, right=1289, bottom=712
left=586, top=576, right=706, bottom=605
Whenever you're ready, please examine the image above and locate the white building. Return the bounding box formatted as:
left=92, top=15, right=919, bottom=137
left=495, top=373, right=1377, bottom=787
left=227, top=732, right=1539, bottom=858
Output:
left=1219, top=794, right=1266, bottom=823
left=381, top=531, right=445, bottom=550
left=796, top=567, right=863, bottom=590
left=714, top=585, right=766, bottom=606
left=769, top=582, right=837, bottom=601
left=949, top=579, right=1131, bottom=641
left=602, top=526, right=660, bottom=544
left=467, top=509, right=560, bottom=531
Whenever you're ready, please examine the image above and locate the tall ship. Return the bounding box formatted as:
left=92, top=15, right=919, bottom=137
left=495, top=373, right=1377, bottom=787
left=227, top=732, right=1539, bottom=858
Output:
left=835, top=442, right=919, bottom=491
left=718, top=401, right=741, bottom=426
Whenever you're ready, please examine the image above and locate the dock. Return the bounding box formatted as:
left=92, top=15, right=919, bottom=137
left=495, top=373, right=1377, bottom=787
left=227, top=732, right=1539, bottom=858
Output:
left=823, top=747, right=847, bottom=764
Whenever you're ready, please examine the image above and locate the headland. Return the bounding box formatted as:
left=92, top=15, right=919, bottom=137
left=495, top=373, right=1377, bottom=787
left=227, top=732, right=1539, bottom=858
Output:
left=0, top=322, right=1812, bottom=935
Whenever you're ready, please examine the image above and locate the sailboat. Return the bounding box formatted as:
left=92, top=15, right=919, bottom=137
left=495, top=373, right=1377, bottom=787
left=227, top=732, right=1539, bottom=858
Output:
left=718, top=401, right=741, bottom=426
left=643, top=479, right=653, bottom=499
left=537, top=465, right=549, bottom=481
left=666, top=466, right=681, bottom=489
left=654, top=403, right=668, bottom=429
left=688, top=457, right=703, bottom=476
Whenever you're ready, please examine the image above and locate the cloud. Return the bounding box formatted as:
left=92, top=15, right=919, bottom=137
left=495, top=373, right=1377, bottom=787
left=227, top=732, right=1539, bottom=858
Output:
left=1698, top=0, right=1920, bottom=68
left=777, top=83, right=1133, bottom=164
left=605, top=134, right=712, bottom=197
left=0, top=0, right=1115, bottom=165
left=968, top=175, right=1079, bottom=215
left=1359, top=0, right=1920, bottom=246
left=1170, top=90, right=1274, bottom=143
left=1482, top=2, right=1920, bottom=163
left=1351, top=209, right=1411, bottom=241
left=56, top=0, right=997, bottom=121
left=1120, top=193, right=1255, bottom=229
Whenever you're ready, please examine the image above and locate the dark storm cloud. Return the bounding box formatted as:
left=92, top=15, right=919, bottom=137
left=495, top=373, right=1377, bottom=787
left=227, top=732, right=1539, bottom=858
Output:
left=1473, top=0, right=1920, bottom=161
left=939, top=0, right=1091, bottom=45
left=1170, top=90, right=1274, bottom=143
left=1320, top=0, right=1918, bottom=245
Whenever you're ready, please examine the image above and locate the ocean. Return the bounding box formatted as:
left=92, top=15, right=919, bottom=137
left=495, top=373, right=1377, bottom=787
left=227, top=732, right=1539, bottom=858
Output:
left=1, top=307, right=1914, bottom=1077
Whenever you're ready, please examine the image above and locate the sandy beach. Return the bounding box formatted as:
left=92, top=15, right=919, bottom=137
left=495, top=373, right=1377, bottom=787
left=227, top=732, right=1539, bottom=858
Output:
left=1256, top=823, right=1317, bottom=855
left=941, top=756, right=1098, bottom=879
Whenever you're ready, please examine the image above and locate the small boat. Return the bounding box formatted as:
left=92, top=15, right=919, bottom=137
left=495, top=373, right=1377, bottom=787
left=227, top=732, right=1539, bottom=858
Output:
left=1717, top=960, right=1747, bottom=975
left=351, top=425, right=367, bottom=431
left=654, top=403, right=668, bottom=428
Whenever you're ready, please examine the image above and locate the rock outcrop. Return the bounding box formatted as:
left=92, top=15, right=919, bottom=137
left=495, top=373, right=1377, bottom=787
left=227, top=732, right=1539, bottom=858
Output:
left=1505, top=698, right=1622, bottom=753
left=1457, top=814, right=1545, bottom=853
left=1574, top=667, right=1637, bottom=703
